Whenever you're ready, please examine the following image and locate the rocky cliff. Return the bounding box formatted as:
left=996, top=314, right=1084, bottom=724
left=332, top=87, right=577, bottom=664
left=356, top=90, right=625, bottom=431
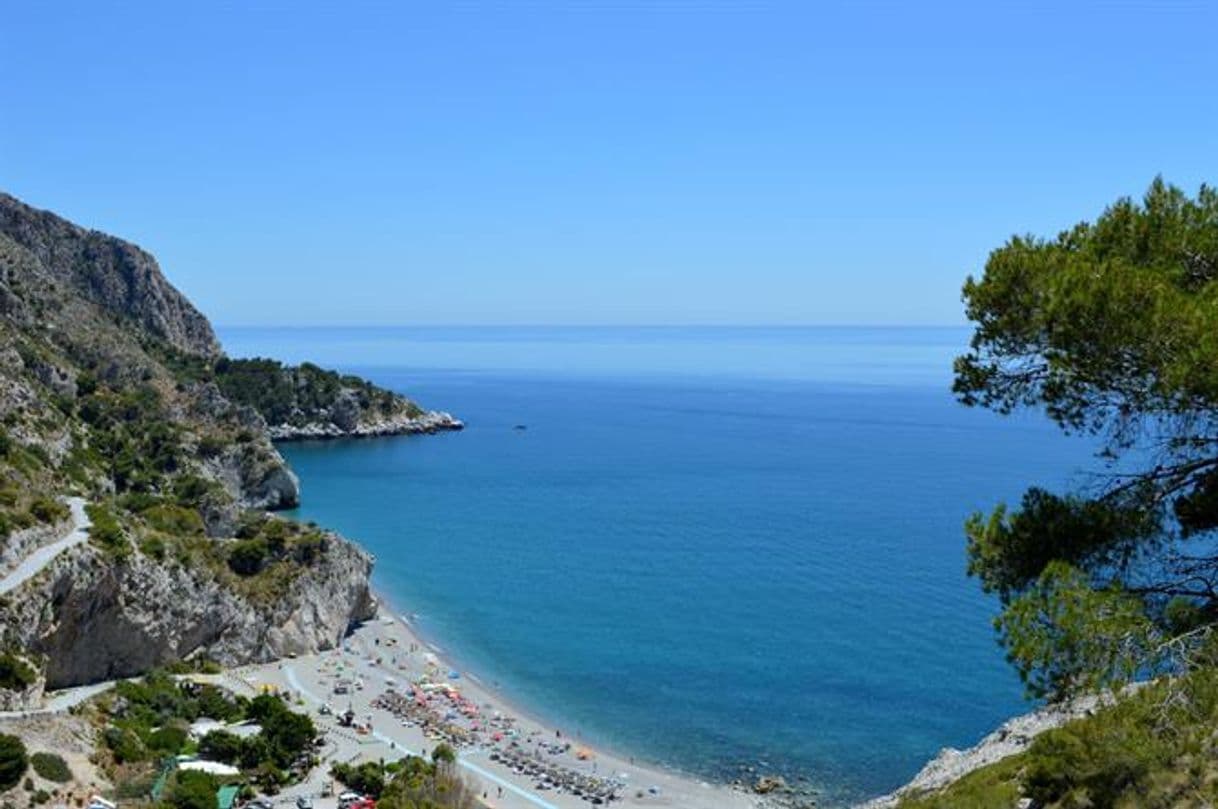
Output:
left=0, top=193, right=220, bottom=358
left=0, top=192, right=406, bottom=696
left=2, top=531, right=375, bottom=689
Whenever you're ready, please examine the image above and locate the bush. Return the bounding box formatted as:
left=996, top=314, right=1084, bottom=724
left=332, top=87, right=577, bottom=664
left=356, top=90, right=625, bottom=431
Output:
left=227, top=538, right=270, bottom=576
left=0, top=653, right=36, bottom=691
left=168, top=770, right=218, bottom=809
left=85, top=504, right=127, bottom=556
left=330, top=761, right=386, bottom=798
left=198, top=731, right=242, bottom=766
left=142, top=504, right=204, bottom=536
left=146, top=724, right=188, bottom=756
left=103, top=727, right=145, bottom=764
left=246, top=695, right=315, bottom=767
left=0, top=734, right=27, bottom=791
left=28, top=497, right=68, bottom=524
left=28, top=753, right=70, bottom=783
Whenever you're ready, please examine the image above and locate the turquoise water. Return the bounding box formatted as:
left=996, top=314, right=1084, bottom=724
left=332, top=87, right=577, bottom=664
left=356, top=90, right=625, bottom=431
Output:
left=220, top=326, right=1090, bottom=805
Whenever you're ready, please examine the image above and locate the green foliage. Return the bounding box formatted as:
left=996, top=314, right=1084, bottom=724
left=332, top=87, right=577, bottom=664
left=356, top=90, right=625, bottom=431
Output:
left=103, top=671, right=245, bottom=764
left=78, top=386, right=187, bottom=493
left=955, top=179, right=1218, bottom=700
left=142, top=504, right=205, bottom=536
left=246, top=694, right=316, bottom=768
left=227, top=539, right=269, bottom=576
left=376, top=754, right=479, bottom=809
left=330, top=761, right=386, bottom=798
left=102, top=727, right=146, bottom=764
left=0, top=653, right=37, bottom=691
left=28, top=497, right=68, bottom=524
left=213, top=357, right=421, bottom=428
left=430, top=744, right=455, bottom=765
left=896, top=756, right=1023, bottom=809
left=900, top=668, right=1218, bottom=808
left=75, top=372, right=98, bottom=397
left=198, top=731, right=243, bottom=766
left=996, top=562, right=1156, bottom=698
left=146, top=725, right=189, bottom=756
left=168, top=770, right=219, bottom=809
left=28, top=753, right=70, bottom=784
left=0, top=734, right=28, bottom=791
left=85, top=503, right=129, bottom=558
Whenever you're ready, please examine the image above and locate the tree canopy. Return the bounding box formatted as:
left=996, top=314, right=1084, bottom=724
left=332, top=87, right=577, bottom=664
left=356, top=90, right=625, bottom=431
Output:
left=955, top=178, right=1218, bottom=699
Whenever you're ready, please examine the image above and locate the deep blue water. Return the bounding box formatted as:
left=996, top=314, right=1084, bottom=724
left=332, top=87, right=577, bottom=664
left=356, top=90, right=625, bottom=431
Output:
left=219, top=326, right=1091, bottom=805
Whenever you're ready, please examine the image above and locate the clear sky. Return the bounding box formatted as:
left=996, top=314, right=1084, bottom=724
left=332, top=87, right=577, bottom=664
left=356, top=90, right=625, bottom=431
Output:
left=3, top=2, right=1215, bottom=326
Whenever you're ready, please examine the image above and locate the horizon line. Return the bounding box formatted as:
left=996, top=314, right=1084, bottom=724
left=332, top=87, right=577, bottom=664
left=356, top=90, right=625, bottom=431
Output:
left=214, top=322, right=971, bottom=330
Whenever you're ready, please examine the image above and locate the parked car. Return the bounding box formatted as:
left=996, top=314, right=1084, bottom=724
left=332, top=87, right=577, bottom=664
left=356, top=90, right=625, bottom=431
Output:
left=295, top=798, right=313, bottom=809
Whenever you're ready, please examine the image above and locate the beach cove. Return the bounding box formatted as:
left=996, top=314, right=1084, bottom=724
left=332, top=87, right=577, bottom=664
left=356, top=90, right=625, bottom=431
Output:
left=223, top=325, right=1096, bottom=805
left=229, top=605, right=768, bottom=809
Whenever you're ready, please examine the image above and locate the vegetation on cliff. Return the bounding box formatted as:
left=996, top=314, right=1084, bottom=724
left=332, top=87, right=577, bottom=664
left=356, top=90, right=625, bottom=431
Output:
left=213, top=357, right=423, bottom=430
left=901, top=181, right=1218, bottom=806
left=0, top=192, right=379, bottom=693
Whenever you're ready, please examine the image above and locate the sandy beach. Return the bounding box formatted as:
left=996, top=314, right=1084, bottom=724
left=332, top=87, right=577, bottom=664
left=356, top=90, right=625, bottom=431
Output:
left=226, top=604, right=767, bottom=809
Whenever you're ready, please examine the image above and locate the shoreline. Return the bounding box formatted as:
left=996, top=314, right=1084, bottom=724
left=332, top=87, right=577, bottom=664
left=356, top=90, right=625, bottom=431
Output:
left=366, top=588, right=794, bottom=806
left=233, top=587, right=786, bottom=809
left=371, top=589, right=733, bottom=794
left=268, top=410, right=464, bottom=441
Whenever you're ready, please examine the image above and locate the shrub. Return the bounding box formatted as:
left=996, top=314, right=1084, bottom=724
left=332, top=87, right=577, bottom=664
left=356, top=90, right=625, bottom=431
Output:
left=75, top=373, right=97, bottom=397
left=227, top=539, right=270, bottom=576
left=28, top=497, right=68, bottom=524
left=198, top=731, right=242, bottom=766
left=0, top=734, right=27, bottom=791
left=102, top=727, right=145, bottom=764
left=330, top=761, right=386, bottom=798
left=146, top=724, right=188, bottom=756
left=28, top=753, right=70, bottom=783
left=168, top=770, right=218, bottom=809
left=142, top=504, right=204, bottom=536
left=0, top=653, right=36, bottom=691
left=85, top=504, right=127, bottom=556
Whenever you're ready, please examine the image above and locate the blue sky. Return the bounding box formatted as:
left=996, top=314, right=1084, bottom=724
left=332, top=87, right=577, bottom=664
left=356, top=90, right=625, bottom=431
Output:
left=3, top=2, right=1215, bottom=326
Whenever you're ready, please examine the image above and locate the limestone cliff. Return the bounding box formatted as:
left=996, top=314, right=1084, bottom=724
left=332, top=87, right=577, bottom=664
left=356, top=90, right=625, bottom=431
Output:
left=1, top=532, right=375, bottom=689
left=0, top=193, right=220, bottom=358
left=0, top=191, right=427, bottom=699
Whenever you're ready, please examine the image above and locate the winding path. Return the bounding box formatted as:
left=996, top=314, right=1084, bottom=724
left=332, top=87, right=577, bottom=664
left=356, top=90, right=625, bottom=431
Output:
left=0, top=496, right=90, bottom=596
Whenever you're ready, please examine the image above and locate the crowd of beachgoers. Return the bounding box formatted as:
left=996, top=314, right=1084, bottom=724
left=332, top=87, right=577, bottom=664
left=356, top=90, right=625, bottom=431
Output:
left=233, top=611, right=768, bottom=809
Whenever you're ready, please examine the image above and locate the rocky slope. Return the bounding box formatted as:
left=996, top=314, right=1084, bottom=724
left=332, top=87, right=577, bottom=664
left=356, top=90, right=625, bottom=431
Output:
left=854, top=690, right=1131, bottom=808
left=0, top=193, right=219, bottom=358
left=0, top=192, right=402, bottom=695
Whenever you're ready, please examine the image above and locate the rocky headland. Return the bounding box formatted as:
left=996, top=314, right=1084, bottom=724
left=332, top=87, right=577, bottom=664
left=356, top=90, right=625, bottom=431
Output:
left=0, top=192, right=451, bottom=705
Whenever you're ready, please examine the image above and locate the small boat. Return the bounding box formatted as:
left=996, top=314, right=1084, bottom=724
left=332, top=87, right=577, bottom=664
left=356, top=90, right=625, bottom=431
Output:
left=513, top=424, right=528, bottom=431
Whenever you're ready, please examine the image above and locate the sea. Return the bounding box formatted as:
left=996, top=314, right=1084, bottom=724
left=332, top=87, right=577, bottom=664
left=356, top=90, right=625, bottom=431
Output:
left=218, top=326, right=1093, bottom=806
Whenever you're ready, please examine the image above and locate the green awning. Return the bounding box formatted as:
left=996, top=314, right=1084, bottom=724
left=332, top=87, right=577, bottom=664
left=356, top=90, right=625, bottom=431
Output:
left=216, top=785, right=240, bottom=809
